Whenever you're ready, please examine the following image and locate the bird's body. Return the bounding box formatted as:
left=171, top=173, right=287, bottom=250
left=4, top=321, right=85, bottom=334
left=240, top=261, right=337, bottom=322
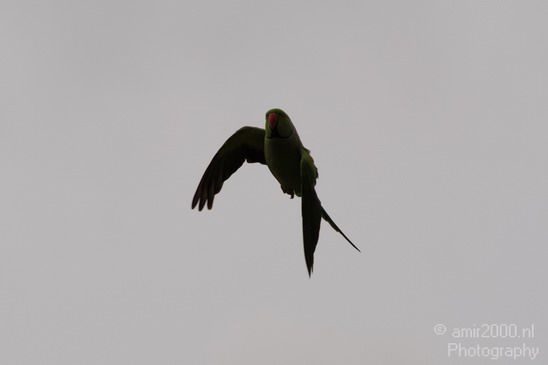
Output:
left=264, top=127, right=306, bottom=198
left=192, top=108, right=359, bottom=275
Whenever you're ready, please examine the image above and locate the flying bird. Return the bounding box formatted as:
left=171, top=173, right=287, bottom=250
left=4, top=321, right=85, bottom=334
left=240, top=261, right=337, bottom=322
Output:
left=191, top=108, right=360, bottom=275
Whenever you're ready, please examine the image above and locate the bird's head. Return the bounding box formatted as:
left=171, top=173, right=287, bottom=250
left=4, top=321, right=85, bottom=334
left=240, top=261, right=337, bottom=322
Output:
left=265, top=108, right=294, bottom=139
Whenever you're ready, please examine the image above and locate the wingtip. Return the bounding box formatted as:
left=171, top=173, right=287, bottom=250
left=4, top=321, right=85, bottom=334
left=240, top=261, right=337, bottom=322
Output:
left=191, top=196, right=214, bottom=211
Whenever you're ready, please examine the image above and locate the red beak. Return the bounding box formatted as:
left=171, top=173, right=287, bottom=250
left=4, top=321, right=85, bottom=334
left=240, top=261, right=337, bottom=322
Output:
left=268, top=112, right=278, bottom=128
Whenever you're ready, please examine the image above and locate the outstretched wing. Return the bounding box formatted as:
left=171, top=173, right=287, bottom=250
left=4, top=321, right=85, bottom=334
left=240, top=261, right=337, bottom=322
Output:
left=192, top=127, right=266, bottom=211
left=300, top=150, right=321, bottom=276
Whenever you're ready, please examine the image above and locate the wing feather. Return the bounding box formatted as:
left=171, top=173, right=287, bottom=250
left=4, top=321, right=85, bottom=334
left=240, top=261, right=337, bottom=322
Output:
left=192, top=127, right=266, bottom=210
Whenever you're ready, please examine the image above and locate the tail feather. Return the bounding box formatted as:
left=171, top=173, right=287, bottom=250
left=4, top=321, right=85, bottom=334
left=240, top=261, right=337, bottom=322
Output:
left=321, top=207, right=361, bottom=252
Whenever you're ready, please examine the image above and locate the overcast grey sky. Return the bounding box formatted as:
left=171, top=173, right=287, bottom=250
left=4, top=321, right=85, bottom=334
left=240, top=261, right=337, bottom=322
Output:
left=1, top=1, right=547, bottom=364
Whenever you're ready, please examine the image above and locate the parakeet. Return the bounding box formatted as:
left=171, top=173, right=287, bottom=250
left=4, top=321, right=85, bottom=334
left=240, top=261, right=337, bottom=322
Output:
left=191, top=108, right=360, bottom=276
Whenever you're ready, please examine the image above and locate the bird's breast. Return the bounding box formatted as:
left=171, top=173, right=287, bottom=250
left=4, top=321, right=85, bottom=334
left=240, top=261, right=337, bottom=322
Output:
left=264, top=136, right=302, bottom=194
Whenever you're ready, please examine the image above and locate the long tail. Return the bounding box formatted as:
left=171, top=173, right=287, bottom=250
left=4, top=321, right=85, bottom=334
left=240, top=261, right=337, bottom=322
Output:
left=321, top=207, right=361, bottom=252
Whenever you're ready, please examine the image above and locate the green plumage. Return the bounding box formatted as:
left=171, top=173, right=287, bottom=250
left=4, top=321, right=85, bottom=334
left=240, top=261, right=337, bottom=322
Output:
left=192, top=109, right=360, bottom=276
